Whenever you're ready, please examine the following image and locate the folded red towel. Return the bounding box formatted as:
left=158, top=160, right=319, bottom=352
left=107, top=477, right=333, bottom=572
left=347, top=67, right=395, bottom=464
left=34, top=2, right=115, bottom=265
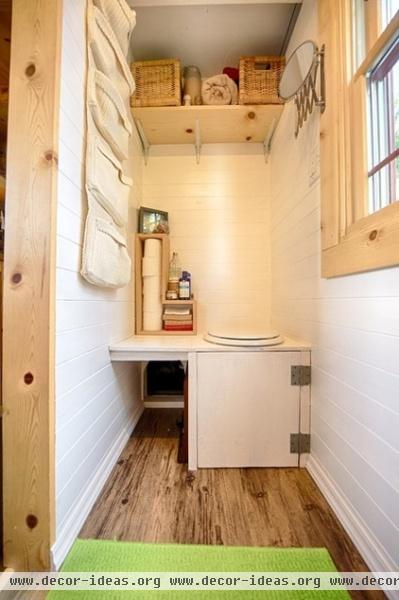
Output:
left=164, top=324, right=193, bottom=331
left=223, top=67, right=239, bottom=85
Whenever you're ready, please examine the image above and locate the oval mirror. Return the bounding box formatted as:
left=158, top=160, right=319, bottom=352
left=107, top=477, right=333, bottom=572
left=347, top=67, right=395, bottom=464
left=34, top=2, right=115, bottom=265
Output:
left=279, top=40, right=317, bottom=100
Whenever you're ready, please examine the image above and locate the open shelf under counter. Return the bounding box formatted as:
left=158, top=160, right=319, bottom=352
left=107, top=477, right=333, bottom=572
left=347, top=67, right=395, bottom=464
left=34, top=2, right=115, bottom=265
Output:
left=131, top=104, right=284, bottom=159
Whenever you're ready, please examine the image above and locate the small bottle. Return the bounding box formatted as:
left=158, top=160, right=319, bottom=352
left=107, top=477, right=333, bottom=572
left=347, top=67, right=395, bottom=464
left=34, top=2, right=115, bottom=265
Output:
left=179, top=271, right=191, bottom=300
left=169, top=252, right=181, bottom=280
left=168, top=252, right=181, bottom=296
left=183, top=66, right=202, bottom=106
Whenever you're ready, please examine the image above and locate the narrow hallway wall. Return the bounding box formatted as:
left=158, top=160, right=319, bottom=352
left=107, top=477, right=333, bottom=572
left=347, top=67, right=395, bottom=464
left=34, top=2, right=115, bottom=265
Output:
left=270, top=0, right=399, bottom=576
left=53, top=0, right=143, bottom=566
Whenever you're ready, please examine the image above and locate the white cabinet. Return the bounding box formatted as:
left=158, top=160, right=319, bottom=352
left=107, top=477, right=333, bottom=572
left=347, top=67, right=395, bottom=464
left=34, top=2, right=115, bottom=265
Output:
left=197, top=351, right=308, bottom=468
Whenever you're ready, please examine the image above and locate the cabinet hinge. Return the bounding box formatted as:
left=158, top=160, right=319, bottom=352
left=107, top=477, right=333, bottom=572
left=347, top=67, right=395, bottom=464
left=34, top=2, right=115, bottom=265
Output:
left=291, top=365, right=311, bottom=386
left=290, top=433, right=311, bottom=454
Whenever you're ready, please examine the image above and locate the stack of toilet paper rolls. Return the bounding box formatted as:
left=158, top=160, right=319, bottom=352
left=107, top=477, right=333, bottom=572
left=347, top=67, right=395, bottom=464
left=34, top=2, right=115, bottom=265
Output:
left=142, top=239, right=162, bottom=331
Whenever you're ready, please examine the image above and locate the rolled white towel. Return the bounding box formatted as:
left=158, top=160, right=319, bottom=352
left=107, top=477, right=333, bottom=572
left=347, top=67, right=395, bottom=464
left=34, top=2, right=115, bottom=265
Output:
left=201, top=74, right=238, bottom=106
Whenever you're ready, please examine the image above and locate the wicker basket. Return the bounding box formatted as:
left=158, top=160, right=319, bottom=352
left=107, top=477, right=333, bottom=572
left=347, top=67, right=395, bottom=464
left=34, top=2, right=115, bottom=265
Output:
left=131, top=58, right=181, bottom=107
left=239, top=56, right=285, bottom=105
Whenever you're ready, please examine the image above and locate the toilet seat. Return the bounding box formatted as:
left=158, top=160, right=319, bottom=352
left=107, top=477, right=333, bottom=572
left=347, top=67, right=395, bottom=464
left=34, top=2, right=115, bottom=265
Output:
left=204, top=328, right=284, bottom=347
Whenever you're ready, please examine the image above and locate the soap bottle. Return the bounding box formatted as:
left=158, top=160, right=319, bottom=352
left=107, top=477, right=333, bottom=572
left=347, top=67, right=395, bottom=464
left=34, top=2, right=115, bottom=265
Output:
left=179, top=271, right=191, bottom=300
left=167, top=252, right=181, bottom=298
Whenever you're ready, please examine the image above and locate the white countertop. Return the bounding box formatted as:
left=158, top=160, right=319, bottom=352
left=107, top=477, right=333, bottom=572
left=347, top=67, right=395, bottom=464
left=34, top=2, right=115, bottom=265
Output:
left=109, top=334, right=311, bottom=361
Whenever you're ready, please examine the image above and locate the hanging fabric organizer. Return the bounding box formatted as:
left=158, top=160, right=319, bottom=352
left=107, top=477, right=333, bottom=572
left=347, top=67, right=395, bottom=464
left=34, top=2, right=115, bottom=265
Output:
left=81, top=0, right=136, bottom=288
left=88, top=70, right=133, bottom=161
left=86, top=136, right=132, bottom=226
left=89, top=6, right=135, bottom=99
left=93, top=0, right=136, bottom=56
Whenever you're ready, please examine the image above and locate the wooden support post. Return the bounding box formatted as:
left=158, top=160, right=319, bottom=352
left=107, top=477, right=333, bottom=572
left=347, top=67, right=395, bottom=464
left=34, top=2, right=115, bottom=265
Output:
left=2, top=0, right=62, bottom=571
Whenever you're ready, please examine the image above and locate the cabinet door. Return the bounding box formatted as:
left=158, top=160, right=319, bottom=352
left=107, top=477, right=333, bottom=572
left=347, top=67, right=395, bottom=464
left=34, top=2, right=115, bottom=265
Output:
left=197, top=352, right=301, bottom=468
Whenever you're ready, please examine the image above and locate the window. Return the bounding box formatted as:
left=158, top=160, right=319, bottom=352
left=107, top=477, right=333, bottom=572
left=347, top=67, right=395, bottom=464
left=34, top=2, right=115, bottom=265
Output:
left=381, top=0, right=399, bottom=28
left=318, top=0, right=399, bottom=277
left=352, top=0, right=366, bottom=69
left=367, top=37, right=399, bottom=212
left=353, top=1, right=399, bottom=67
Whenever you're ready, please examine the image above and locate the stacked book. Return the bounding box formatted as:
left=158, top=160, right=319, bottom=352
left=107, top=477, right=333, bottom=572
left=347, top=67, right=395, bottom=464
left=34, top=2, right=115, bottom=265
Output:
left=163, top=307, right=193, bottom=332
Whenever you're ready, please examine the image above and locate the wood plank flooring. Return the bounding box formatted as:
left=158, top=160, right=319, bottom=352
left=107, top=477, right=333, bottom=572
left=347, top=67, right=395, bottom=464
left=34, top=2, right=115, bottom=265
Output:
left=80, top=409, right=385, bottom=600
left=2, top=593, right=46, bottom=600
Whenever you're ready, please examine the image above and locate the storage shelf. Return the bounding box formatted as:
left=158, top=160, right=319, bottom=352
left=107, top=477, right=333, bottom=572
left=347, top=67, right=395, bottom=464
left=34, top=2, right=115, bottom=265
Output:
left=132, top=104, right=284, bottom=146
left=135, top=233, right=198, bottom=336
left=162, top=298, right=197, bottom=335
left=162, top=299, right=194, bottom=305
left=137, top=232, right=168, bottom=241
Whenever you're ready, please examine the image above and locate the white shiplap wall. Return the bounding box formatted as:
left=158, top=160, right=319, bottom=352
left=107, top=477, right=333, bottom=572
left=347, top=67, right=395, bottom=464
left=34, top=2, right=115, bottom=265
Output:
left=142, top=146, right=272, bottom=332
left=270, top=0, right=399, bottom=576
left=54, top=0, right=144, bottom=566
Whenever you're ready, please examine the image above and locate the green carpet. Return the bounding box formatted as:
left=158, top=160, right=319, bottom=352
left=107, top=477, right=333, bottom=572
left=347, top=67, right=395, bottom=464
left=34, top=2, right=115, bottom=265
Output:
left=48, top=539, right=350, bottom=599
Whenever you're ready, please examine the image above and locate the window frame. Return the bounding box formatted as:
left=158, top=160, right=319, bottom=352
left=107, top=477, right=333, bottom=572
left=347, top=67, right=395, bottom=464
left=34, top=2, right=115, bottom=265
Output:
left=319, top=0, right=399, bottom=277
left=367, top=36, right=399, bottom=212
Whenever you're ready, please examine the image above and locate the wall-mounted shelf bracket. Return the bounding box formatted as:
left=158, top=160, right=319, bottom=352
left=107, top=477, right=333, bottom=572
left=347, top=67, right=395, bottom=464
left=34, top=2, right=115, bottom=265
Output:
left=131, top=105, right=284, bottom=152
left=194, top=118, right=202, bottom=164
left=263, top=117, right=278, bottom=163
left=135, top=118, right=150, bottom=165
left=294, top=44, right=326, bottom=137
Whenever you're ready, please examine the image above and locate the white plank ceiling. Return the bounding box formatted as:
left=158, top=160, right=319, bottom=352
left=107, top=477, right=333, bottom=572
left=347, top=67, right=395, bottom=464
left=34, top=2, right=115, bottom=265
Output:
left=129, top=2, right=302, bottom=76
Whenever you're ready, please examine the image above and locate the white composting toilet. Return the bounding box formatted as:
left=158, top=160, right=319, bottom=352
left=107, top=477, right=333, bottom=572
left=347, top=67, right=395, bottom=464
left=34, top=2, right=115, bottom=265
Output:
left=204, top=327, right=284, bottom=347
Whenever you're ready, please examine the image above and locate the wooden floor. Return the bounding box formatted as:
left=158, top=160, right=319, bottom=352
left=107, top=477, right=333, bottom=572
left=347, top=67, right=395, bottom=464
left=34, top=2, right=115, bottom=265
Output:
left=80, top=409, right=385, bottom=600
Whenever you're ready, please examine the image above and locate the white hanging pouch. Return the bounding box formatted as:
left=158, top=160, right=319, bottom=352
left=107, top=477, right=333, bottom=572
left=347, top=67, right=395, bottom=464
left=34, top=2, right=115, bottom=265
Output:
left=88, top=70, right=132, bottom=160
left=81, top=215, right=131, bottom=288
left=87, top=137, right=132, bottom=226
left=88, top=5, right=135, bottom=99
left=93, top=0, right=136, bottom=57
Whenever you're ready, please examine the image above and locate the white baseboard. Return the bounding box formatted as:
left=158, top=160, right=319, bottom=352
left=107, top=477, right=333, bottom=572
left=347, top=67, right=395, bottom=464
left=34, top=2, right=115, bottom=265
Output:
left=307, top=456, right=398, bottom=599
left=51, top=403, right=144, bottom=570
left=144, top=400, right=184, bottom=408
left=144, top=396, right=184, bottom=408
left=299, top=453, right=309, bottom=468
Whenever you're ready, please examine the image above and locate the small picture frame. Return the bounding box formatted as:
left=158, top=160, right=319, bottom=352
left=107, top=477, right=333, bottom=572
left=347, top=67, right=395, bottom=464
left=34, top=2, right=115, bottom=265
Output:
left=139, top=206, right=169, bottom=234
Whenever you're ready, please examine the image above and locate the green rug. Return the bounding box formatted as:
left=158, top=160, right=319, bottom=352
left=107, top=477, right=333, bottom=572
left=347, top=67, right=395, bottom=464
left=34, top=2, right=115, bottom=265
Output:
left=48, top=539, right=350, bottom=598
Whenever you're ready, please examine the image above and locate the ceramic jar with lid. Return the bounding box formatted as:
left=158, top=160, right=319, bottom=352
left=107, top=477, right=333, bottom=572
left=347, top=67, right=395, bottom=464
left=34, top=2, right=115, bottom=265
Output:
left=183, top=66, right=202, bottom=105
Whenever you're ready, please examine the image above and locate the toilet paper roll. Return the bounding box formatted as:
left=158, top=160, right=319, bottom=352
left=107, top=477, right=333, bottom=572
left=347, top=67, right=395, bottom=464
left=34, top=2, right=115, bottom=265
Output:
left=144, top=238, right=162, bottom=258
left=143, top=310, right=162, bottom=331
left=142, top=256, right=161, bottom=277
left=142, top=239, right=162, bottom=331
left=142, top=293, right=162, bottom=313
